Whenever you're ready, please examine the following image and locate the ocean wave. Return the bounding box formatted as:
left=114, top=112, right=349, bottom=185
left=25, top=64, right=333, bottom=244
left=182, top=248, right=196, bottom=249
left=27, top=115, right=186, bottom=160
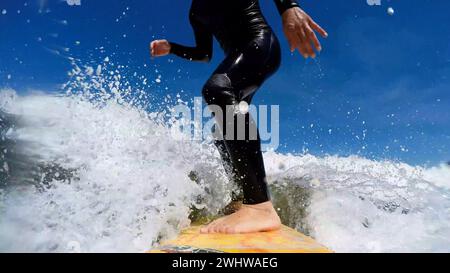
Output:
left=265, top=152, right=450, bottom=252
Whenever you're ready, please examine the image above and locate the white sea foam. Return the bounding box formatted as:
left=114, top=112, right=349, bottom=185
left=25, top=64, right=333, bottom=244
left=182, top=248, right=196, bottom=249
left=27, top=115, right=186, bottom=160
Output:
left=265, top=152, right=450, bottom=252
left=0, top=88, right=231, bottom=252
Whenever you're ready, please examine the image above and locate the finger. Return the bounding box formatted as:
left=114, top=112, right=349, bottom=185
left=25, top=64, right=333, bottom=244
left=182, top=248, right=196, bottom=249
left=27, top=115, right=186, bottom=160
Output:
left=296, top=44, right=308, bottom=59
left=289, top=34, right=301, bottom=53
left=155, top=45, right=164, bottom=56
left=297, top=29, right=311, bottom=58
left=154, top=46, right=160, bottom=56
left=284, top=30, right=297, bottom=52
left=284, top=22, right=302, bottom=53
left=310, top=19, right=328, bottom=38
left=150, top=42, right=156, bottom=56
left=302, top=39, right=315, bottom=58
left=305, top=26, right=322, bottom=52
left=286, top=36, right=296, bottom=52
left=306, top=41, right=316, bottom=58
left=301, top=28, right=316, bottom=58
left=296, top=39, right=307, bottom=58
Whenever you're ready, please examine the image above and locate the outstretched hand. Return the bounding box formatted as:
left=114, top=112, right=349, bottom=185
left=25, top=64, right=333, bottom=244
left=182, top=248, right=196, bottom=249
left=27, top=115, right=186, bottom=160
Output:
left=150, top=39, right=171, bottom=57
left=282, top=7, right=328, bottom=59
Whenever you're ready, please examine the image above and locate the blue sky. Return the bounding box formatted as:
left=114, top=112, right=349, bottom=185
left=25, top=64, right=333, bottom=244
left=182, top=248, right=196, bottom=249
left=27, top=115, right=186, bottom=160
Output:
left=0, top=0, right=449, bottom=166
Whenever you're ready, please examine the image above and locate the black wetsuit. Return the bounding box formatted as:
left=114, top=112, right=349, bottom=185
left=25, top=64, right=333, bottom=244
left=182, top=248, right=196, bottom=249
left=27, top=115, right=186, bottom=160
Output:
left=170, top=0, right=299, bottom=204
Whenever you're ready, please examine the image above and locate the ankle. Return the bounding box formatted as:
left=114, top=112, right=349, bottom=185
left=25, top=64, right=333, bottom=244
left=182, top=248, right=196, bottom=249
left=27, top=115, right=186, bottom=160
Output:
left=243, top=201, right=275, bottom=212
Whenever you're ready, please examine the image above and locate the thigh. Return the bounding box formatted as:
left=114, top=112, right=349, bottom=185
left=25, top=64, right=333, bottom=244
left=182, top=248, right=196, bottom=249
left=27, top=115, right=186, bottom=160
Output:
left=212, top=50, right=266, bottom=102
left=213, top=33, right=280, bottom=101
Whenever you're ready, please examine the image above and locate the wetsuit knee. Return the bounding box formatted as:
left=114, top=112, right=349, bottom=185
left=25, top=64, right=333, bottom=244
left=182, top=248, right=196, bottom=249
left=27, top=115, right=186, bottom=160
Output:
left=202, top=73, right=238, bottom=107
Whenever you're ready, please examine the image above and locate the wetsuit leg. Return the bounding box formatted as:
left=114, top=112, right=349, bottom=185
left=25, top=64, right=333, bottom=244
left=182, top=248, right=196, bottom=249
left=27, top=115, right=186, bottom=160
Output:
left=202, top=32, right=281, bottom=205
left=212, top=93, right=256, bottom=202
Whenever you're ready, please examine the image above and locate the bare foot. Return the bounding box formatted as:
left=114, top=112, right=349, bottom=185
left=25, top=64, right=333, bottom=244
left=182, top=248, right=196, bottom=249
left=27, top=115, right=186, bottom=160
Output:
left=200, top=201, right=281, bottom=234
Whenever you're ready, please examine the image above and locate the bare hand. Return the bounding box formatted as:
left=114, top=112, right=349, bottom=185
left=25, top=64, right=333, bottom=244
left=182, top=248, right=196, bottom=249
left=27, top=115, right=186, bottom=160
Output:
left=150, top=39, right=171, bottom=57
left=282, top=7, right=328, bottom=59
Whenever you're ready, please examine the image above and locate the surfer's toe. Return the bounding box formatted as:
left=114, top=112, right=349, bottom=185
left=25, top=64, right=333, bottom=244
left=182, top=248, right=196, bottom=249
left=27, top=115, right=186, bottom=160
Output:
left=224, top=225, right=235, bottom=234
left=217, top=224, right=231, bottom=234
left=200, top=217, right=225, bottom=233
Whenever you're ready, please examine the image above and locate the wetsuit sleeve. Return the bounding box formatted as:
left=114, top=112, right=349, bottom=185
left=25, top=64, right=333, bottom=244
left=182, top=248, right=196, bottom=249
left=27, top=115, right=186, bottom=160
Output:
left=169, top=17, right=213, bottom=62
left=273, top=0, right=300, bottom=15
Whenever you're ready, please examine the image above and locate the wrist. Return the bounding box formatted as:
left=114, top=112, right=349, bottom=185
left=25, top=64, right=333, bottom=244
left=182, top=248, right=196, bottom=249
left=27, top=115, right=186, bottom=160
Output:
left=281, top=5, right=299, bottom=18
left=279, top=2, right=300, bottom=16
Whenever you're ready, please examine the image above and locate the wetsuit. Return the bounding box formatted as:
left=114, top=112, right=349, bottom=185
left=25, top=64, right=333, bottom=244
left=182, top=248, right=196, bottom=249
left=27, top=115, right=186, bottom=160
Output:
left=169, top=0, right=299, bottom=204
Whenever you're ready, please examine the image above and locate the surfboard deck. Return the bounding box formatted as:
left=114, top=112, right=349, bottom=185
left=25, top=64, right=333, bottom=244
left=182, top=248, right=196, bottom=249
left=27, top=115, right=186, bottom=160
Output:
left=148, top=225, right=332, bottom=253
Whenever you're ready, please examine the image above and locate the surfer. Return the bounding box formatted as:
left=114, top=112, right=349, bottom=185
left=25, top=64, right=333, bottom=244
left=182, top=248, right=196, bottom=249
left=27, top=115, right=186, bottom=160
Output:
left=150, top=0, right=327, bottom=233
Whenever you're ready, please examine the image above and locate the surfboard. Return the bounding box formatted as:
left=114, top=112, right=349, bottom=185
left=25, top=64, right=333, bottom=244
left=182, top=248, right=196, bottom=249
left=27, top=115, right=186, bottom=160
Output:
left=149, top=225, right=332, bottom=253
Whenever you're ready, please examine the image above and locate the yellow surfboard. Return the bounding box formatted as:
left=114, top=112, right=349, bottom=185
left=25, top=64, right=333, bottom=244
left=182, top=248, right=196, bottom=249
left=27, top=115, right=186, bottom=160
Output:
left=149, top=225, right=332, bottom=253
